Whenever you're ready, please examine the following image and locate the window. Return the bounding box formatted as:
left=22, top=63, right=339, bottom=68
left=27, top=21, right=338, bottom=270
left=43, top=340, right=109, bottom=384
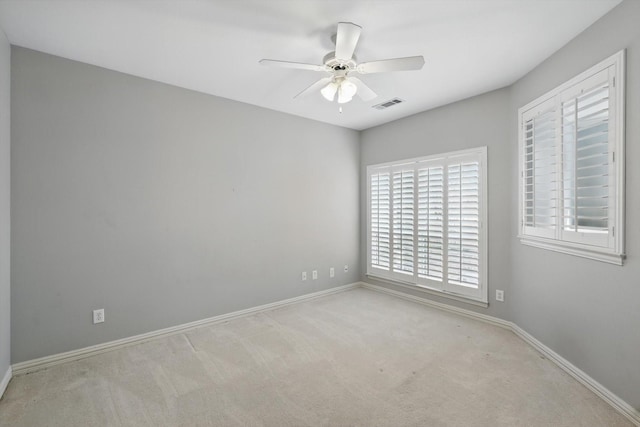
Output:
left=368, top=147, right=488, bottom=304
left=518, top=50, right=625, bottom=265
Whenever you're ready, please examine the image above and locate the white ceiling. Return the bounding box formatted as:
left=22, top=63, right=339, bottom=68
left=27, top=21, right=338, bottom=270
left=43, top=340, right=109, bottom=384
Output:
left=0, top=0, right=622, bottom=130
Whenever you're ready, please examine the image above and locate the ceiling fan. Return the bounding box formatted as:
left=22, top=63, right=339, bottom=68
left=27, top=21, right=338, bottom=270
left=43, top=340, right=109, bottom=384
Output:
left=259, top=22, right=425, bottom=104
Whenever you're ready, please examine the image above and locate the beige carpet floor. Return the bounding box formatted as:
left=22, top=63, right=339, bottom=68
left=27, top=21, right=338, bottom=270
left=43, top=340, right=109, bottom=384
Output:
left=0, top=288, right=633, bottom=426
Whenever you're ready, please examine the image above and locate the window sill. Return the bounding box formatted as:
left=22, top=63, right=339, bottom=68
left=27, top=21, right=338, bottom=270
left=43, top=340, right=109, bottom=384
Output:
left=519, top=236, right=625, bottom=265
left=365, top=274, right=489, bottom=308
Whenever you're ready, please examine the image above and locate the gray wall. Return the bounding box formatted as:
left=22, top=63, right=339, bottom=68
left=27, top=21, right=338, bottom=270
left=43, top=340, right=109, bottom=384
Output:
left=11, top=47, right=360, bottom=363
left=360, top=88, right=512, bottom=320
left=0, top=30, right=10, bottom=379
left=509, top=0, right=640, bottom=409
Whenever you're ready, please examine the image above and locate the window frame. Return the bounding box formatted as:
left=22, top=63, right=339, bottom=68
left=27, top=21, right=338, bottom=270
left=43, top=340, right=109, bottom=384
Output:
left=366, top=147, right=488, bottom=305
left=517, top=50, right=625, bottom=265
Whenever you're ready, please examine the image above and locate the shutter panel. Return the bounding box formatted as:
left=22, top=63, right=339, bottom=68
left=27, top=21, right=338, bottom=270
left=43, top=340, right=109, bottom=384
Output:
left=562, top=82, right=609, bottom=234
left=447, top=161, right=480, bottom=288
left=417, top=166, right=444, bottom=282
left=524, top=107, right=557, bottom=232
left=370, top=172, right=390, bottom=270
left=392, top=169, right=414, bottom=276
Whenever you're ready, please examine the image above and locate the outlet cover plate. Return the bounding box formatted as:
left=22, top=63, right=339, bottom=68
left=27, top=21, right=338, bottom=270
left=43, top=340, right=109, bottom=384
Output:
left=93, top=309, right=105, bottom=324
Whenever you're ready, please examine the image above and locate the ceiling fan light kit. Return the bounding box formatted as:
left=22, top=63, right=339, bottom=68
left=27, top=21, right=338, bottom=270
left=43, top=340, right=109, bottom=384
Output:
left=321, top=77, right=357, bottom=103
left=260, top=22, right=425, bottom=106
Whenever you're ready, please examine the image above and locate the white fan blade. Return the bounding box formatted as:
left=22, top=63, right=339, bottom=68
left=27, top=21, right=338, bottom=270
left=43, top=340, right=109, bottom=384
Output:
left=348, top=77, right=377, bottom=101
left=294, top=77, right=332, bottom=99
left=335, top=22, right=362, bottom=61
left=357, top=56, right=425, bottom=74
left=260, top=59, right=327, bottom=72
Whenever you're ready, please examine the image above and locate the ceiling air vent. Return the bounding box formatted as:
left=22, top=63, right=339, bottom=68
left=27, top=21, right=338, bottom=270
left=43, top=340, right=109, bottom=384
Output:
left=372, top=98, right=404, bottom=110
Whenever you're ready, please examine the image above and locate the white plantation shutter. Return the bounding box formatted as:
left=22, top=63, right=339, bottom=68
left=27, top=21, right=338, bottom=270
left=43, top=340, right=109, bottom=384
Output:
left=392, top=169, right=414, bottom=276
left=417, top=166, right=444, bottom=282
left=519, top=51, right=624, bottom=264
left=560, top=73, right=611, bottom=247
left=367, top=148, right=487, bottom=303
left=523, top=102, right=557, bottom=238
left=447, top=161, right=480, bottom=289
left=370, top=172, right=390, bottom=270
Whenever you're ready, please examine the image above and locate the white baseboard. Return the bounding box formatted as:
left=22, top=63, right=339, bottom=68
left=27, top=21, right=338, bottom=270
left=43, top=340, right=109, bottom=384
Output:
left=363, top=281, right=640, bottom=426
left=9, top=280, right=639, bottom=426
left=0, top=365, right=11, bottom=399
left=511, top=325, right=640, bottom=426
left=360, top=282, right=511, bottom=330
left=11, top=282, right=361, bottom=376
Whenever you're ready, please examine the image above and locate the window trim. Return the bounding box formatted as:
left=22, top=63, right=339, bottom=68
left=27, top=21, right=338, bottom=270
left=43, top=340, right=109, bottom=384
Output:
left=517, top=50, right=625, bottom=265
left=366, top=146, right=488, bottom=304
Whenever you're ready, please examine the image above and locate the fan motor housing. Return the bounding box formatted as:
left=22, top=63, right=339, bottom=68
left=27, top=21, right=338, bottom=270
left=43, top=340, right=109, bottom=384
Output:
left=323, top=52, right=357, bottom=76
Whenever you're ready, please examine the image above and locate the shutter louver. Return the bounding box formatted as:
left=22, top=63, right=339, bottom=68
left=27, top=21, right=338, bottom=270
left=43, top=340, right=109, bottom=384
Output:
left=525, top=108, right=557, bottom=230
left=417, top=166, right=444, bottom=281
left=447, top=162, right=480, bottom=288
left=370, top=172, right=390, bottom=270
left=562, top=83, right=609, bottom=233
left=392, top=170, right=414, bottom=276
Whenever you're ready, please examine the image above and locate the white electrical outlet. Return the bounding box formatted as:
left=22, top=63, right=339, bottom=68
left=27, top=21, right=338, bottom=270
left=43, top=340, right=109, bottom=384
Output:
left=302, top=271, right=307, bottom=281
left=344, top=264, right=349, bottom=273
left=496, top=290, right=504, bottom=302
left=330, top=267, right=335, bottom=278
left=93, top=308, right=105, bottom=324
left=312, top=270, right=318, bottom=280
